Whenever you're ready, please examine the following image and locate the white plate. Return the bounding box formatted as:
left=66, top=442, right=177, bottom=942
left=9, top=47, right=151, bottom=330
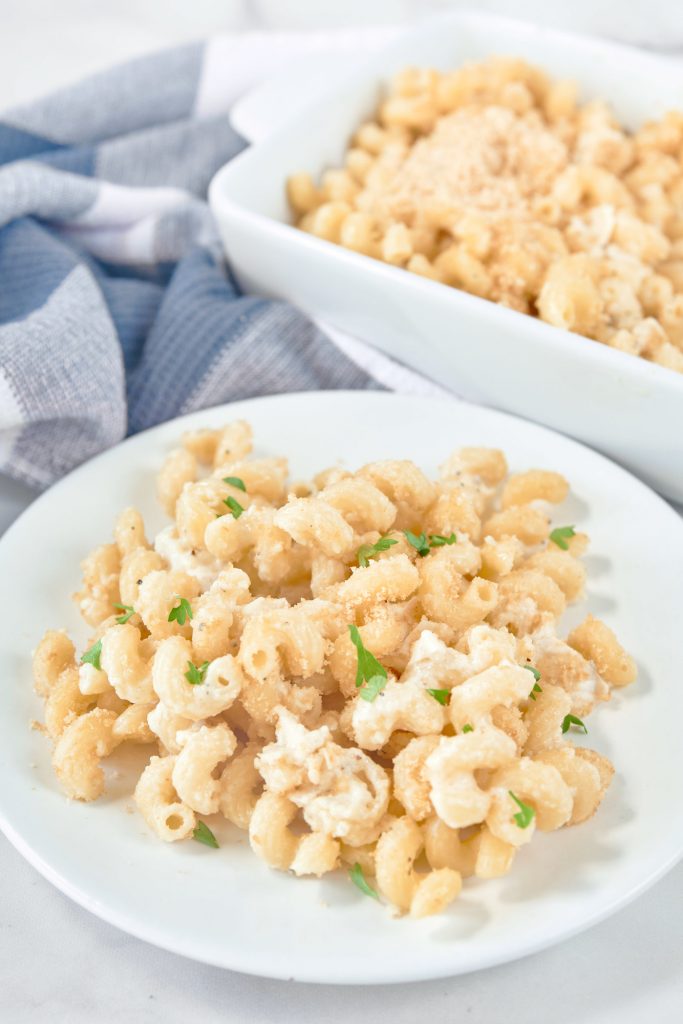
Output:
left=210, top=11, right=683, bottom=504
left=0, top=391, right=681, bottom=984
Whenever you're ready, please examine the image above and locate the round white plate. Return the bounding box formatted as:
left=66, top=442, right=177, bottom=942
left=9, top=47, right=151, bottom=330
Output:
left=0, top=391, right=681, bottom=984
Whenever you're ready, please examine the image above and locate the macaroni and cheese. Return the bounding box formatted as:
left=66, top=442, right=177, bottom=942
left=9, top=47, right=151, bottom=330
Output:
left=288, top=57, right=683, bottom=374
left=32, top=420, right=636, bottom=917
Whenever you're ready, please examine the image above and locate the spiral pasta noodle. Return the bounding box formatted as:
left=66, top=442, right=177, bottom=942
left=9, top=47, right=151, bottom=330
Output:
left=32, top=418, right=636, bottom=917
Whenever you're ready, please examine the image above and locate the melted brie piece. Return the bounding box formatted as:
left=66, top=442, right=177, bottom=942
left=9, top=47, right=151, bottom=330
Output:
left=154, top=525, right=222, bottom=592
left=258, top=709, right=390, bottom=846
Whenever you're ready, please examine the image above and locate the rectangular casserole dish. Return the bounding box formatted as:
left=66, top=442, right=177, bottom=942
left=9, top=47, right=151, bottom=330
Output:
left=210, top=12, right=683, bottom=502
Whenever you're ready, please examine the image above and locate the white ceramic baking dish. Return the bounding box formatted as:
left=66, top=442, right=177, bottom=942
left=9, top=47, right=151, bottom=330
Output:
left=209, top=11, right=683, bottom=502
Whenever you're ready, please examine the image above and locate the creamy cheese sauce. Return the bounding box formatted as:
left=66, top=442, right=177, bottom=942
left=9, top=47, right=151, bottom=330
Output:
left=258, top=709, right=389, bottom=844
left=78, top=662, right=109, bottom=696
left=154, top=525, right=222, bottom=592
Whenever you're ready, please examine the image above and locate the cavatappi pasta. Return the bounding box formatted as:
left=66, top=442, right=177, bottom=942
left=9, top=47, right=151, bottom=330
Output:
left=288, top=56, right=683, bottom=374
left=33, top=420, right=636, bottom=917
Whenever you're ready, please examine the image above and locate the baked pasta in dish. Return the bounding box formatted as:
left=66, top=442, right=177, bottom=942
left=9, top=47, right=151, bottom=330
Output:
left=289, top=57, right=683, bottom=374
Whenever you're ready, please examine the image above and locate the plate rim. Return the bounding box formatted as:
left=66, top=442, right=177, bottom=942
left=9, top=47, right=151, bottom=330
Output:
left=2, top=801, right=681, bottom=985
left=1, top=389, right=682, bottom=984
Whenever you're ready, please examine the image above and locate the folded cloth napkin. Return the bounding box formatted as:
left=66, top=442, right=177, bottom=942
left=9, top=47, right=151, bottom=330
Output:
left=0, top=30, right=434, bottom=491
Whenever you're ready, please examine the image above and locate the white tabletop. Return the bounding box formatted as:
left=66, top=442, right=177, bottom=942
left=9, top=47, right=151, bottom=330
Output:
left=1, top=2, right=682, bottom=1019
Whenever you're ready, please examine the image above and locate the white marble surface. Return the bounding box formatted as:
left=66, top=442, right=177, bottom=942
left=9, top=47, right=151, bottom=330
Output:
left=1, top=2, right=682, bottom=1020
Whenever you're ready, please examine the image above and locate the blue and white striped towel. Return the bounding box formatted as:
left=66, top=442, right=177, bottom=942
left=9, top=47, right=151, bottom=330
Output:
left=0, top=30, right=445, bottom=491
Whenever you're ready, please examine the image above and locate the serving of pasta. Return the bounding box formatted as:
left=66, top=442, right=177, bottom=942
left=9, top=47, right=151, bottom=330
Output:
left=288, top=56, right=683, bottom=374
left=32, top=418, right=637, bottom=918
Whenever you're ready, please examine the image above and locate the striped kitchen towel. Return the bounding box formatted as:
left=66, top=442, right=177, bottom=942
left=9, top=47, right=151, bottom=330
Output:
left=0, top=30, right=438, bottom=491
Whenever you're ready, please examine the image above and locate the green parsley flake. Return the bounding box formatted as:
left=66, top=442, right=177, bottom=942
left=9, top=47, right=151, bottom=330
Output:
left=192, top=821, right=219, bottom=848
left=224, top=495, right=244, bottom=519
left=562, top=713, right=588, bottom=734
left=549, top=525, right=576, bottom=551
left=509, top=791, right=535, bottom=829
left=223, top=476, right=246, bottom=492
left=359, top=675, right=388, bottom=703
left=429, top=533, right=457, bottom=547
left=357, top=535, right=398, bottom=568
left=168, top=595, right=193, bottom=626
left=349, top=862, right=379, bottom=900
left=185, top=660, right=209, bottom=685
left=524, top=665, right=543, bottom=701
left=81, top=639, right=102, bottom=672
left=348, top=625, right=387, bottom=691
left=113, top=603, right=135, bottom=625
left=404, top=530, right=458, bottom=555
left=427, top=688, right=450, bottom=706
left=403, top=530, right=430, bottom=557
left=462, top=724, right=474, bottom=733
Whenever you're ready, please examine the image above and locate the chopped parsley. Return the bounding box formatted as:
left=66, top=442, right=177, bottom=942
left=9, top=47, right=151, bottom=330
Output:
left=562, top=713, right=588, bottom=734
left=429, top=532, right=457, bottom=547
left=185, top=660, right=209, bottom=685
left=348, top=624, right=387, bottom=702
left=462, top=724, right=474, bottom=733
left=81, top=639, right=102, bottom=672
left=223, top=476, right=246, bottom=492
left=404, top=530, right=457, bottom=556
left=192, top=821, right=219, bottom=848
left=524, top=665, right=543, bottom=700
left=427, top=688, right=450, bottom=706
left=357, top=535, right=398, bottom=568
left=113, top=603, right=135, bottom=625
left=224, top=495, right=244, bottom=519
left=549, top=525, right=576, bottom=550
left=403, top=530, right=431, bottom=557
left=509, top=791, right=535, bottom=829
left=359, top=675, right=388, bottom=703
left=349, top=862, right=379, bottom=900
left=168, top=595, right=193, bottom=626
